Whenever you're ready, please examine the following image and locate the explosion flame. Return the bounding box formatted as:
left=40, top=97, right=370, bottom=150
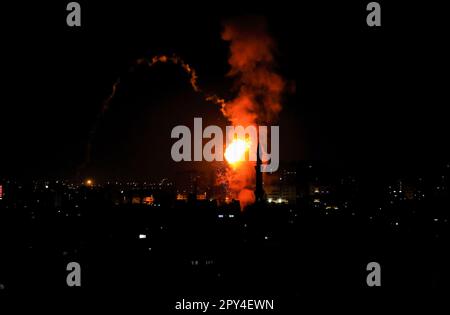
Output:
left=224, top=138, right=252, bottom=168
left=84, top=16, right=285, bottom=210
left=218, top=17, right=285, bottom=208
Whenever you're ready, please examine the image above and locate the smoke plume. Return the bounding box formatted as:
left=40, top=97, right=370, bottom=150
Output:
left=83, top=17, right=285, bottom=211
left=220, top=16, right=285, bottom=208
left=221, top=16, right=285, bottom=126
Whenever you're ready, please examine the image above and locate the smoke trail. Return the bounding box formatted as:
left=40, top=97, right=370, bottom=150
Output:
left=81, top=17, right=285, bottom=211
left=136, top=55, right=200, bottom=92
left=81, top=54, right=208, bottom=173
left=98, top=54, right=201, bottom=129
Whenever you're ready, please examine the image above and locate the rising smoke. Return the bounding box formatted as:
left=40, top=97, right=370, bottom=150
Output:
left=221, top=16, right=285, bottom=126
left=219, top=16, right=285, bottom=208
left=83, top=16, right=285, bottom=209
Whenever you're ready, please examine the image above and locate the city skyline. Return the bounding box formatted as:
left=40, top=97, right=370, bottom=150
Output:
left=1, top=0, right=449, bottom=309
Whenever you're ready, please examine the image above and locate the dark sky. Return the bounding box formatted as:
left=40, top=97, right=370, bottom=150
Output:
left=1, top=1, right=449, bottom=180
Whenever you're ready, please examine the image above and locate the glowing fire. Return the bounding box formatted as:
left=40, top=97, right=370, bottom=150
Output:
left=89, top=16, right=285, bottom=210
left=218, top=17, right=285, bottom=209
left=224, top=138, right=251, bottom=167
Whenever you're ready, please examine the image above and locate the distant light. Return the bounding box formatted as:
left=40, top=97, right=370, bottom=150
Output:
left=277, top=198, right=282, bottom=203
left=268, top=198, right=273, bottom=203
left=229, top=214, right=235, bottom=218
left=218, top=214, right=224, bottom=218
left=139, top=234, right=146, bottom=239
left=45, top=185, right=49, bottom=189
left=434, top=218, right=439, bottom=222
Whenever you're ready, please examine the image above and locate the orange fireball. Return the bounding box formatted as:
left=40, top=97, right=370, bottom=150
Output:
left=224, top=138, right=251, bottom=167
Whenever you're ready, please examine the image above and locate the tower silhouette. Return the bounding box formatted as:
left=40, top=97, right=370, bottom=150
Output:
left=254, top=140, right=266, bottom=203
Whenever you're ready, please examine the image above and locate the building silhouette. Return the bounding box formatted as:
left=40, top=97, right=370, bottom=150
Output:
left=255, top=141, right=266, bottom=203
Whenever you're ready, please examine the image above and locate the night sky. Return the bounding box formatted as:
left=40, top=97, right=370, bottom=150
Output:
left=1, top=1, right=449, bottom=180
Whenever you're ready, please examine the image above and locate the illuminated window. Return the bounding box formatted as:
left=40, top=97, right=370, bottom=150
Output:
left=176, top=193, right=188, bottom=201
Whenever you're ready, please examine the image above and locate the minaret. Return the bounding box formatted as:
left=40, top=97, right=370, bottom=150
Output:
left=254, top=140, right=265, bottom=203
